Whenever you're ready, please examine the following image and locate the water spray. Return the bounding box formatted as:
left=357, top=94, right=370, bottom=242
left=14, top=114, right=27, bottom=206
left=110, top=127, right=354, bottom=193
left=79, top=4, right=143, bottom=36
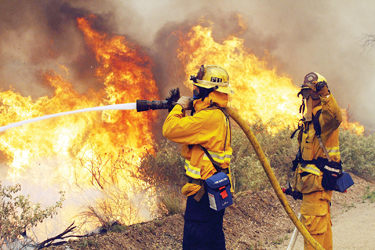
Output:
left=0, top=87, right=178, bottom=132
left=0, top=103, right=137, bottom=132
left=0, top=98, right=177, bottom=132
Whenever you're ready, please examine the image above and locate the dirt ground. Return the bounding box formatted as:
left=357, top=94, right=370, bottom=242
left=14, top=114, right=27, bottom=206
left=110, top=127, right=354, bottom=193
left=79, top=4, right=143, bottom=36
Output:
left=45, top=173, right=374, bottom=250
left=277, top=201, right=375, bottom=250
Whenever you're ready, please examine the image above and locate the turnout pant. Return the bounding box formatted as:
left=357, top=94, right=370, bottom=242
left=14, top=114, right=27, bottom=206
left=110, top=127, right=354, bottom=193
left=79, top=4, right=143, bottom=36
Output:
left=183, top=188, right=226, bottom=250
left=301, top=191, right=333, bottom=250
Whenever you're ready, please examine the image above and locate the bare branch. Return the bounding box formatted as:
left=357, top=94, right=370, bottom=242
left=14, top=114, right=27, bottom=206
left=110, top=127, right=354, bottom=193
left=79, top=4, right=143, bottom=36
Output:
left=36, top=221, right=89, bottom=249
left=361, top=34, right=375, bottom=52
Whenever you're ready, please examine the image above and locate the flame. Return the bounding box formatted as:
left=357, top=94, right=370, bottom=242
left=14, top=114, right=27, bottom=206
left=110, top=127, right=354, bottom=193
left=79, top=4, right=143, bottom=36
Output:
left=0, top=15, right=159, bottom=230
left=0, top=14, right=366, bottom=237
left=0, top=72, right=102, bottom=179
left=176, top=18, right=364, bottom=134
left=176, top=19, right=300, bottom=133
left=341, top=108, right=365, bottom=135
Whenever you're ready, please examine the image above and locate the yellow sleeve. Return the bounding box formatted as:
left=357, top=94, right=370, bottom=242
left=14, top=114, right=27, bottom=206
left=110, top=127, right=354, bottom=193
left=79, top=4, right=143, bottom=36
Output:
left=162, top=105, right=221, bottom=145
left=319, top=94, right=342, bottom=140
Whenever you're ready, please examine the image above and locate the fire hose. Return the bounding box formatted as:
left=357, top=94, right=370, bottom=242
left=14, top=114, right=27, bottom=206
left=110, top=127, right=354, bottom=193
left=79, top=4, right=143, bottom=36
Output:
left=226, top=107, right=323, bottom=250
left=136, top=99, right=324, bottom=250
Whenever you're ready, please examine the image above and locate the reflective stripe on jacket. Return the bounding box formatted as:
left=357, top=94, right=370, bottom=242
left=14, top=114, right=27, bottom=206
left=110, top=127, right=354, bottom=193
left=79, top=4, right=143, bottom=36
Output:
left=204, top=149, right=232, bottom=164
left=299, top=164, right=320, bottom=176
left=184, top=148, right=232, bottom=179
left=298, top=94, right=342, bottom=177
left=294, top=94, right=342, bottom=216
left=163, top=91, right=232, bottom=196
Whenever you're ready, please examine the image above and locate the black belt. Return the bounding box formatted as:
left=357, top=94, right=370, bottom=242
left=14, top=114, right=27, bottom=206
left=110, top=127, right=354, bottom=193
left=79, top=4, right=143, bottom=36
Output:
left=221, top=168, right=229, bottom=174
left=188, top=177, right=204, bottom=186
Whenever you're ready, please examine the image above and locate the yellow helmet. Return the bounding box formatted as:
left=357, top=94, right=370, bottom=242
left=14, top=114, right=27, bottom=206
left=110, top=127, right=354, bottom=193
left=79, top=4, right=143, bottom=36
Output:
left=190, top=65, right=234, bottom=94
left=301, top=72, right=327, bottom=91
left=298, top=72, right=327, bottom=100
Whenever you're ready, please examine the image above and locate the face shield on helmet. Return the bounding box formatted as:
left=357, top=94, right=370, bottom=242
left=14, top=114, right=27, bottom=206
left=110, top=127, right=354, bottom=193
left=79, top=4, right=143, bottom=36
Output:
left=298, top=72, right=327, bottom=121
left=190, top=65, right=234, bottom=96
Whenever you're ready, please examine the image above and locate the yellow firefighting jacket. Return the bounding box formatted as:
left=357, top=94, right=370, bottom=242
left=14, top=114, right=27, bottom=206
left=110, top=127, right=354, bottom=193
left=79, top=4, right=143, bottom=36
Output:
left=162, top=91, right=232, bottom=196
left=294, top=94, right=342, bottom=216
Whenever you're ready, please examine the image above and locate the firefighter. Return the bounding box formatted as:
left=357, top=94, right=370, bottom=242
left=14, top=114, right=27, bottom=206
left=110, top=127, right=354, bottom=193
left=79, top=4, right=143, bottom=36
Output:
left=163, top=65, right=234, bottom=250
left=293, top=72, right=342, bottom=250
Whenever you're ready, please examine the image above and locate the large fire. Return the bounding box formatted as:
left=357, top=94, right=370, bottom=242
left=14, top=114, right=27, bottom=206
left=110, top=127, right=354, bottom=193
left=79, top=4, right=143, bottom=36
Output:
left=176, top=18, right=365, bottom=135
left=0, top=15, right=159, bottom=232
left=0, top=14, right=365, bottom=238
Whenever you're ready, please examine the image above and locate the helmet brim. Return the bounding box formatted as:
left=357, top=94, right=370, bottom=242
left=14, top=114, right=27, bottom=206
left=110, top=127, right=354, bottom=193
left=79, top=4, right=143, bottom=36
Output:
left=194, top=79, right=234, bottom=94
left=193, top=82, right=234, bottom=94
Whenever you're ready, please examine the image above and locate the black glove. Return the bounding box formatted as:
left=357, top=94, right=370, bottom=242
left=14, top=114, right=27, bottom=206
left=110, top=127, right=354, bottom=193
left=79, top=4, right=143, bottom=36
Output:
left=283, top=187, right=303, bottom=200
left=282, top=182, right=302, bottom=200
left=316, top=81, right=328, bottom=92
left=165, top=88, right=180, bottom=112
left=316, top=81, right=330, bottom=96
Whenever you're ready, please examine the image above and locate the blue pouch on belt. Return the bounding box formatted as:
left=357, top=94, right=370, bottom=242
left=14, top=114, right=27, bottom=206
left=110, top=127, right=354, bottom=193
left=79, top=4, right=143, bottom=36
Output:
left=336, top=172, right=354, bottom=192
left=205, top=172, right=233, bottom=211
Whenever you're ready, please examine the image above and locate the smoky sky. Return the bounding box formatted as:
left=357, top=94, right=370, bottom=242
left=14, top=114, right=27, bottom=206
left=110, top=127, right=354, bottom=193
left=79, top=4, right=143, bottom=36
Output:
left=1, top=0, right=375, bottom=130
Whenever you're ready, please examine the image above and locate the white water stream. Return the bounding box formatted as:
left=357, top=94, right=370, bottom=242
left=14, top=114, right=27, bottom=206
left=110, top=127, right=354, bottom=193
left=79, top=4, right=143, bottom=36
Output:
left=0, top=102, right=137, bottom=132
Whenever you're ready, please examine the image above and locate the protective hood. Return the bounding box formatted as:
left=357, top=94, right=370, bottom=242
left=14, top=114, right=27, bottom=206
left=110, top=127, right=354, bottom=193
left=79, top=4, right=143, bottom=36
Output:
left=193, top=90, right=229, bottom=113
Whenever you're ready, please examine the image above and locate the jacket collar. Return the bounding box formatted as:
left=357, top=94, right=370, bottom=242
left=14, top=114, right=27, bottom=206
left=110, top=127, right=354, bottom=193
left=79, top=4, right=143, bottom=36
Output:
left=193, top=91, right=229, bottom=113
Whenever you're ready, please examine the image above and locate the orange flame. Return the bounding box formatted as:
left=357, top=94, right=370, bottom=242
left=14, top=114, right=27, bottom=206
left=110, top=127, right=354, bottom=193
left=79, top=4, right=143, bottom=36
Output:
left=0, top=15, right=159, bottom=229
left=341, top=109, right=365, bottom=135
left=176, top=19, right=364, bottom=135
left=176, top=20, right=300, bottom=133
left=0, top=15, right=365, bottom=235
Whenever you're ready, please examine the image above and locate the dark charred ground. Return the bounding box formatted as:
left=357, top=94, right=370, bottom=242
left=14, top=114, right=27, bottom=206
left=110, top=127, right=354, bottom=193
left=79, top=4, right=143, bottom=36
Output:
left=46, top=174, right=373, bottom=250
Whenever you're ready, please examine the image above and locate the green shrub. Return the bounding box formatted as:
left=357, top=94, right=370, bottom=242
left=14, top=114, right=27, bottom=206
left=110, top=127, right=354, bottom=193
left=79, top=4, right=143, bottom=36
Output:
left=362, top=186, right=375, bottom=203
left=0, top=182, right=65, bottom=249
left=157, top=186, right=186, bottom=216
left=339, top=129, right=375, bottom=180
left=230, top=122, right=298, bottom=193
left=231, top=154, right=270, bottom=192
left=109, top=224, right=128, bottom=233
left=77, top=238, right=100, bottom=249
left=137, top=140, right=187, bottom=216
left=137, top=140, right=186, bottom=188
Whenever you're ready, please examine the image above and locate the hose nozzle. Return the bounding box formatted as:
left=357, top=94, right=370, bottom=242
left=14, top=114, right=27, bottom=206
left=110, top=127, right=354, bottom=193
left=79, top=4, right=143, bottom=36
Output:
left=136, top=100, right=174, bottom=112
left=137, top=87, right=179, bottom=112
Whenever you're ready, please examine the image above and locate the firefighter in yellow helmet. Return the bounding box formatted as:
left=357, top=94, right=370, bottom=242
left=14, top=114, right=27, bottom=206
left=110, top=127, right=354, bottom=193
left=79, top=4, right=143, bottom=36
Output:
left=163, top=65, right=234, bottom=250
left=292, top=72, right=342, bottom=250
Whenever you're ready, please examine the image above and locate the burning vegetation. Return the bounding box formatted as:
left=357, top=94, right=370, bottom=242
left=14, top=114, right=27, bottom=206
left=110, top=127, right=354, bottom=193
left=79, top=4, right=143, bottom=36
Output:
left=0, top=11, right=367, bottom=248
